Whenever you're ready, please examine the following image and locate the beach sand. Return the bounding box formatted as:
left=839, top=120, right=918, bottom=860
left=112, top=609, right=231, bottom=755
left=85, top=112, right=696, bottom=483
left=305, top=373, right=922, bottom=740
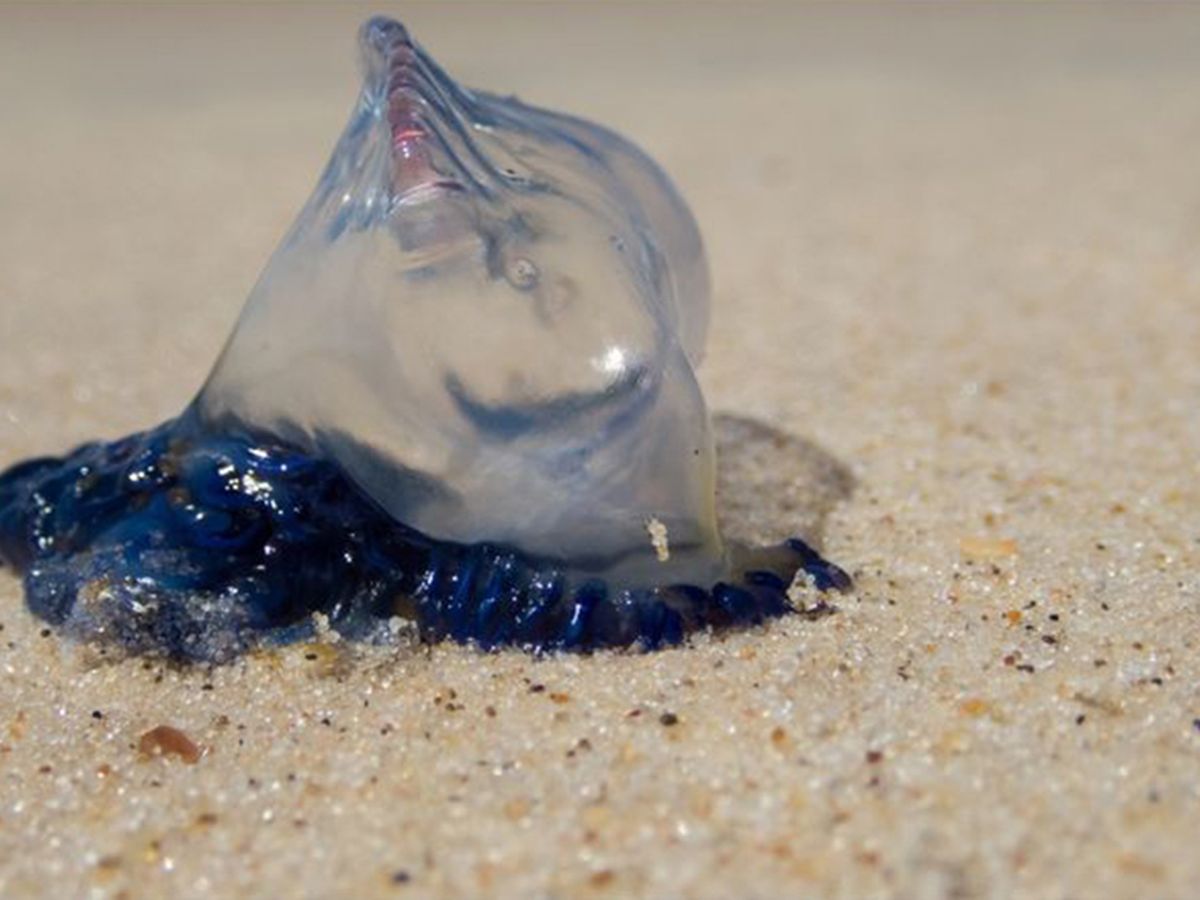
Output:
left=1, top=4, right=1198, bottom=897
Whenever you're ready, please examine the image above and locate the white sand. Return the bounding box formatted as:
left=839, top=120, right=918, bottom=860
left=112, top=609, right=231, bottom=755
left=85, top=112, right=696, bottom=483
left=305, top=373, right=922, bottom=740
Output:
left=1, top=4, right=1198, bottom=898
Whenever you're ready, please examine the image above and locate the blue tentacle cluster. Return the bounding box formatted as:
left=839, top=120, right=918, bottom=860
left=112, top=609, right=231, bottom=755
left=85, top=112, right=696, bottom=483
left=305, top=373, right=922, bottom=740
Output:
left=0, top=423, right=849, bottom=661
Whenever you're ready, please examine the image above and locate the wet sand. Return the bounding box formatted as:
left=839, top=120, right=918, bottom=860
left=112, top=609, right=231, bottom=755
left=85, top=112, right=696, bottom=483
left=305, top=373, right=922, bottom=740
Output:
left=1, top=4, right=1198, bottom=898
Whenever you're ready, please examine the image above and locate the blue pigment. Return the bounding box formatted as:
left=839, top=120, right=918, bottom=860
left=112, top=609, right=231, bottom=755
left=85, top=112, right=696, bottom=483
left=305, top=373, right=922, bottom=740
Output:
left=0, top=416, right=847, bottom=661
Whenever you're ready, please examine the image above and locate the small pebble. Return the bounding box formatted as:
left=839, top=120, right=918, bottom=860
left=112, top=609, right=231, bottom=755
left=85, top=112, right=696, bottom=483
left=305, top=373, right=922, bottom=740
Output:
left=959, top=537, right=1018, bottom=560
left=138, top=725, right=203, bottom=764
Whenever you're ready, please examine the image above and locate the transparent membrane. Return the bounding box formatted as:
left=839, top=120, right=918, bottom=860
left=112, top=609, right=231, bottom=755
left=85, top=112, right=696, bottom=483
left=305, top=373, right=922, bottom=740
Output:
left=194, top=17, right=719, bottom=585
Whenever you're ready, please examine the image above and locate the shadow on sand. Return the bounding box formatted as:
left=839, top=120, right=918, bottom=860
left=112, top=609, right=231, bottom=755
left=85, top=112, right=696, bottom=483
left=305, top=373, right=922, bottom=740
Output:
left=714, top=412, right=855, bottom=553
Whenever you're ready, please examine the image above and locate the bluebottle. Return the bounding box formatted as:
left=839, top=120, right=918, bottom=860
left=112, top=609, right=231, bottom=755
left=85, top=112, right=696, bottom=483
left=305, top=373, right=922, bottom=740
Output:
left=0, top=17, right=850, bottom=661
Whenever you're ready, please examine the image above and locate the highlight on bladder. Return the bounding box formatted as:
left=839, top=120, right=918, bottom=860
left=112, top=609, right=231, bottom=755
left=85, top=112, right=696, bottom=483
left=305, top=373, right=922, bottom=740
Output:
left=0, top=17, right=850, bottom=661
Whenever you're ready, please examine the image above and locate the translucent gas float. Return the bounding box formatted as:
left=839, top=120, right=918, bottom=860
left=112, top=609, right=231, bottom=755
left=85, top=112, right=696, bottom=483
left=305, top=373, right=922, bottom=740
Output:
left=0, top=18, right=849, bottom=660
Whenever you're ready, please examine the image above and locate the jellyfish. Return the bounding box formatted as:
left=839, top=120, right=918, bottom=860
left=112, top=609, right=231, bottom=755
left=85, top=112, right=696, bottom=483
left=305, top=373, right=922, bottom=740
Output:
left=0, top=18, right=849, bottom=661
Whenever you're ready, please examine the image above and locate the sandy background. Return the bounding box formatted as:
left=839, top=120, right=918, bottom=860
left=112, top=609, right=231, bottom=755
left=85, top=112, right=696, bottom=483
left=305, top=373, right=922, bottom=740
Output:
left=1, top=3, right=1199, bottom=898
